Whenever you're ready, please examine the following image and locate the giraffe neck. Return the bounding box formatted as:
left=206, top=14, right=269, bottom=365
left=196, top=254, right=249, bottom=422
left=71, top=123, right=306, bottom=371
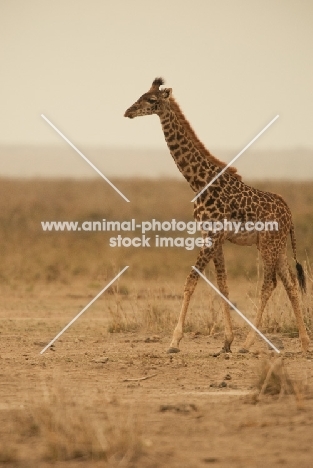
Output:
left=158, top=102, right=225, bottom=193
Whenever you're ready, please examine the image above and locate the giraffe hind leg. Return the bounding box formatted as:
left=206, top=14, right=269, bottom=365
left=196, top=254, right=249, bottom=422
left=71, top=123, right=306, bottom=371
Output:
left=277, top=252, right=310, bottom=352
left=241, top=258, right=278, bottom=352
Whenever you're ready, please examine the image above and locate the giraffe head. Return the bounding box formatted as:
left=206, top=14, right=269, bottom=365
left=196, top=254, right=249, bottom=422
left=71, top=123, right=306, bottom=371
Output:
left=124, top=78, right=172, bottom=118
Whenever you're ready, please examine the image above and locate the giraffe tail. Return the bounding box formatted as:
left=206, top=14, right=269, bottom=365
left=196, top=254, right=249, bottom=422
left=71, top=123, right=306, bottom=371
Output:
left=290, top=224, right=306, bottom=293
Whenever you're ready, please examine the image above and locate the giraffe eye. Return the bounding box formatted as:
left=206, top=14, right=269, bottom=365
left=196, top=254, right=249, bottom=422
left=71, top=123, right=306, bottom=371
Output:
left=148, top=98, right=157, bottom=104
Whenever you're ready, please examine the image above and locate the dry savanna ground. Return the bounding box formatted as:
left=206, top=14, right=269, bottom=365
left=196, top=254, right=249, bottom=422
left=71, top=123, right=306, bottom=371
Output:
left=0, top=177, right=313, bottom=467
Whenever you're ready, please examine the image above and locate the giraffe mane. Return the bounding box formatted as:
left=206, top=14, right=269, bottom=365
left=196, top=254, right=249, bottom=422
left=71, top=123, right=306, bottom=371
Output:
left=169, top=97, right=242, bottom=180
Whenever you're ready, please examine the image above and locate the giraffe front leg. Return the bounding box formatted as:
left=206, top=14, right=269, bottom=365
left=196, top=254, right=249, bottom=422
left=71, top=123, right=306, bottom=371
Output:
left=167, top=247, right=213, bottom=353
left=167, top=270, right=199, bottom=353
left=213, top=246, right=233, bottom=353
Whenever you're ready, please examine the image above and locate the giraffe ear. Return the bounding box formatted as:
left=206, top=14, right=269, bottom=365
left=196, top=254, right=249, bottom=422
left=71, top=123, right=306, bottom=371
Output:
left=161, top=88, right=172, bottom=99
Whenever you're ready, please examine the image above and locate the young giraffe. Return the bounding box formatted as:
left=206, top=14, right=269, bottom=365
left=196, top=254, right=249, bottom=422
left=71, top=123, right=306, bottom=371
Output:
left=124, top=77, right=310, bottom=354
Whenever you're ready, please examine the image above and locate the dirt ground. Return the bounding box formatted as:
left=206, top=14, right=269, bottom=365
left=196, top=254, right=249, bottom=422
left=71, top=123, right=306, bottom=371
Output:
left=0, top=284, right=313, bottom=468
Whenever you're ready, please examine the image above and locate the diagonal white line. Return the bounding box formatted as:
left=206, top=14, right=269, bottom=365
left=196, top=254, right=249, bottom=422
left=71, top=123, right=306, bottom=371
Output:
left=41, top=114, right=130, bottom=202
left=192, top=266, right=280, bottom=353
left=191, top=115, right=279, bottom=202
left=40, top=266, right=129, bottom=354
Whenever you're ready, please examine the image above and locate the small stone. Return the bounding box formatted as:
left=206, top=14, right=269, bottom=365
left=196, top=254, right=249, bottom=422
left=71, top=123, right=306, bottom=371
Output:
left=145, top=335, right=161, bottom=343
left=93, top=357, right=109, bottom=364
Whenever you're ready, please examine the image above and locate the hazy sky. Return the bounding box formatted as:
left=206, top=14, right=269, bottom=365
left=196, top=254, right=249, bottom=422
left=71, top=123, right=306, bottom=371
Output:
left=1, top=0, right=313, bottom=153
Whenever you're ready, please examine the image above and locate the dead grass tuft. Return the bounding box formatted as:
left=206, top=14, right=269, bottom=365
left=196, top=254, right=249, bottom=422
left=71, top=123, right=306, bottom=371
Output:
left=0, top=386, right=143, bottom=465
left=106, top=281, right=225, bottom=336
left=252, top=356, right=307, bottom=408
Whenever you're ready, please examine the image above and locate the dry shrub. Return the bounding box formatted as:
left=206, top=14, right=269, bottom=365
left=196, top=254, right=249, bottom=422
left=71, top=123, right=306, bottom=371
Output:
left=107, top=308, right=140, bottom=333
left=141, top=303, right=172, bottom=332
left=253, top=356, right=307, bottom=408
left=106, top=289, right=141, bottom=333
left=1, top=387, right=143, bottom=465
left=105, top=280, right=225, bottom=336
left=30, top=403, right=104, bottom=461
left=256, top=357, right=294, bottom=396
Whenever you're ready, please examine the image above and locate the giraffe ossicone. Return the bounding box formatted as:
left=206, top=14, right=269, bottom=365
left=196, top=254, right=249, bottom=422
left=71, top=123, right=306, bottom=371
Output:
left=124, top=77, right=310, bottom=354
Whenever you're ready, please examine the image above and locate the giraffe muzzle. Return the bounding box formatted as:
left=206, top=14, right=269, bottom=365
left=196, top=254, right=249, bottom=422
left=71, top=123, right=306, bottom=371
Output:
left=124, top=109, right=134, bottom=118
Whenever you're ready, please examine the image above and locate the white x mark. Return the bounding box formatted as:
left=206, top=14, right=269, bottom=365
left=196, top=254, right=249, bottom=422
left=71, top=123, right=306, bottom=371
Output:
left=41, top=114, right=130, bottom=202
left=191, top=115, right=279, bottom=202
left=40, top=266, right=129, bottom=354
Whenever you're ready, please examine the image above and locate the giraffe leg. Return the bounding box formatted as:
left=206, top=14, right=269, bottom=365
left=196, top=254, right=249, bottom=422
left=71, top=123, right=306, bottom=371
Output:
left=241, top=258, right=278, bottom=352
left=277, top=252, right=310, bottom=352
left=168, top=246, right=215, bottom=353
left=213, top=245, right=233, bottom=352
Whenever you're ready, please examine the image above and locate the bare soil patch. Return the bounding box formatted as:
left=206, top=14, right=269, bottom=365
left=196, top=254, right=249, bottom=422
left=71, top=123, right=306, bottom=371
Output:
left=0, top=178, right=312, bottom=466
left=0, top=285, right=313, bottom=468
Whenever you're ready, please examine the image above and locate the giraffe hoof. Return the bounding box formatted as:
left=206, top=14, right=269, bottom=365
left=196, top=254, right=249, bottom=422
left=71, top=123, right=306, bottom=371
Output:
left=301, top=336, right=310, bottom=353
left=212, top=347, right=231, bottom=357
left=167, top=347, right=180, bottom=354
left=238, top=348, right=249, bottom=354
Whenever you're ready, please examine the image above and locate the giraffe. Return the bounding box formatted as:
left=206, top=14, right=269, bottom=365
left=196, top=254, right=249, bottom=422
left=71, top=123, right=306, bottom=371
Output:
left=124, top=77, right=310, bottom=354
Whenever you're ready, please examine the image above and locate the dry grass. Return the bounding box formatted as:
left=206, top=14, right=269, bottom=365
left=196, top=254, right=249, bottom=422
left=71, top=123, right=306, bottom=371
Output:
left=0, top=177, right=312, bottom=467
left=104, top=274, right=312, bottom=343
left=0, top=177, right=312, bottom=340
left=105, top=279, right=225, bottom=336
left=0, top=384, right=143, bottom=466
left=256, top=357, right=296, bottom=396
left=0, top=177, right=312, bottom=286
left=251, top=355, right=309, bottom=410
